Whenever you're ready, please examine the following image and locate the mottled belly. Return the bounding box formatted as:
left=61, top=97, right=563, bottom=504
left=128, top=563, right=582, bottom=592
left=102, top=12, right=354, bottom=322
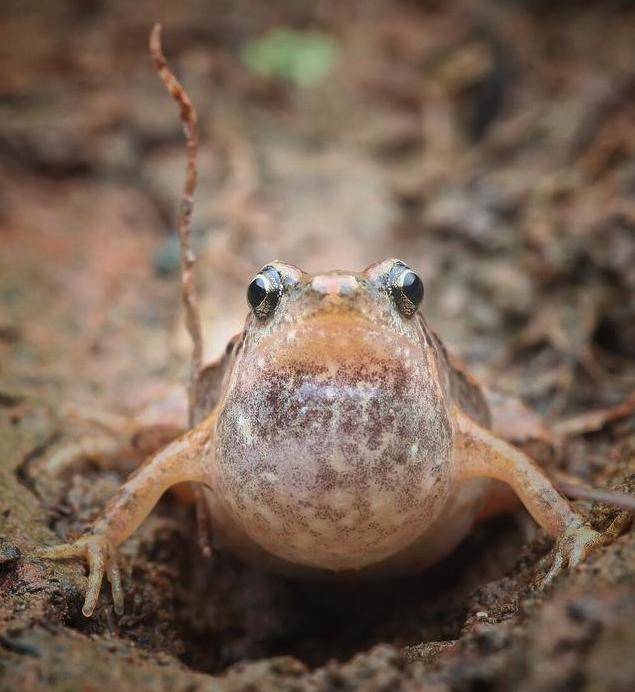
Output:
left=214, top=318, right=455, bottom=571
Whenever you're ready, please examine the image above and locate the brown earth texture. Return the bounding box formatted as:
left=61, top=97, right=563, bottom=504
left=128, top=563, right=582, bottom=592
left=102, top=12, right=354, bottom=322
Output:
left=1, top=1, right=635, bottom=690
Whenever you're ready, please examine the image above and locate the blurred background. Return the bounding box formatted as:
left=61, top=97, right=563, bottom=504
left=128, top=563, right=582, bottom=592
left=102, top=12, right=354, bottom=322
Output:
left=1, top=1, right=635, bottom=689
left=1, top=0, right=634, bottom=415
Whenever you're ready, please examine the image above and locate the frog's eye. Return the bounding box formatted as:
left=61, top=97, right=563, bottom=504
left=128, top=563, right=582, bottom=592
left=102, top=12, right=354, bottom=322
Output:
left=387, top=262, right=424, bottom=317
left=247, top=266, right=282, bottom=320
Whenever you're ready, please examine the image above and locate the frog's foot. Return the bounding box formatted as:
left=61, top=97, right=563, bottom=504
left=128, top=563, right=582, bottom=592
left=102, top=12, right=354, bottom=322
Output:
left=541, top=524, right=604, bottom=587
left=38, top=535, right=123, bottom=617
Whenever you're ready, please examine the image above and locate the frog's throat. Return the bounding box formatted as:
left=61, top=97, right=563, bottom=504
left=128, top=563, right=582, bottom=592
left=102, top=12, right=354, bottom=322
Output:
left=214, top=311, right=455, bottom=571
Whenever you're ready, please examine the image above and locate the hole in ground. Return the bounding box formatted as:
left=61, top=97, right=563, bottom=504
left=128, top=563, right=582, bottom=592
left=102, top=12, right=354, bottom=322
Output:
left=173, top=516, right=522, bottom=675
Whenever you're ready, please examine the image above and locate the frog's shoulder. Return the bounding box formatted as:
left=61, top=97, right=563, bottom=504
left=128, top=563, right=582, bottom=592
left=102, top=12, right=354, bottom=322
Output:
left=193, top=330, right=244, bottom=424
left=425, top=324, right=558, bottom=460
left=425, top=325, right=492, bottom=429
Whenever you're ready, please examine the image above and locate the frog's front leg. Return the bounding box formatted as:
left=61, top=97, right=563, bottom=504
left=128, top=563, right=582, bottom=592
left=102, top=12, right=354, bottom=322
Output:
left=38, top=414, right=215, bottom=616
left=454, top=407, right=604, bottom=585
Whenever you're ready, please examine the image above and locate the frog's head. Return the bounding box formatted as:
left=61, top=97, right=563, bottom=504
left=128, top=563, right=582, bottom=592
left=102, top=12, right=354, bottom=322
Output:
left=214, top=259, right=455, bottom=572
left=241, top=258, right=425, bottom=346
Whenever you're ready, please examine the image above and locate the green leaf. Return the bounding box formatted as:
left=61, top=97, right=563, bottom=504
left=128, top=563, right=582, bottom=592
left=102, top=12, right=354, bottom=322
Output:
left=242, top=28, right=339, bottom=89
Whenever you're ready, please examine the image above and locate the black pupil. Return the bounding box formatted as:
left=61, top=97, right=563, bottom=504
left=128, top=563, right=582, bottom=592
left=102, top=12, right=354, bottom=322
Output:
left=401, top=271, right=423, bottom=306
left=247, top=276, right=268, bottom=308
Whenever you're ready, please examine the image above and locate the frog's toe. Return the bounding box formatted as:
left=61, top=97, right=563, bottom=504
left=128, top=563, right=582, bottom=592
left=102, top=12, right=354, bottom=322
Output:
left=37, top=542, right=86, bottom=560
left=38, top=535, right=121, bottom=617
left=107, top=563, right=124, bottom=615
left=541, top=524, right=603, bottom=588
left=542, top=548, right=564, bottom=587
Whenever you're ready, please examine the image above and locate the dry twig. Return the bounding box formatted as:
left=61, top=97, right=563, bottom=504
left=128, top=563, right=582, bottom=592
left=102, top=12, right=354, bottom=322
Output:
left=556, top=477, right=635, bottom=513
left=150, top=24, right=212, bottom=557
left=553, top=393, right=635, bottom=437
left=150, top=23, right=203, bottom=427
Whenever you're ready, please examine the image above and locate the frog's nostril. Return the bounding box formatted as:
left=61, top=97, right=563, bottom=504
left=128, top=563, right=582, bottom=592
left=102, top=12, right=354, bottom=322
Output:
left=311, top=275, right=358, bottom=297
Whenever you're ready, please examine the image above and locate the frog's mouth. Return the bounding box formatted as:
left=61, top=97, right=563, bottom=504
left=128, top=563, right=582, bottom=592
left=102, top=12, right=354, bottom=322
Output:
left=266, top=306, right=418, bottom=372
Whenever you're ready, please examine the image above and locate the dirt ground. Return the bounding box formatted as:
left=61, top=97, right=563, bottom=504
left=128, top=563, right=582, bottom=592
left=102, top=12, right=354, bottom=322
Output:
left=1, top=1, right=635, bottom=690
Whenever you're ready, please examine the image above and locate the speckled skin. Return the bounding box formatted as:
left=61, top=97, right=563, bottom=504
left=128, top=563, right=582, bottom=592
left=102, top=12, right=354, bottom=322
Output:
left=199, top=260, right=497, bottom=576
left=39, top=259, right=605, bottom=616
left=213, top=261, right=455, bottom=572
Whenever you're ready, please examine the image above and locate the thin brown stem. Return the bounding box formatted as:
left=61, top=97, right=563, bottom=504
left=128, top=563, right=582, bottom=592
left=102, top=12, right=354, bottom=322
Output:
left=150, top=23, right=203, bottom=427
left=556, top=479, right=635, bottom=512
left=150, top=25, right=212, bottom=558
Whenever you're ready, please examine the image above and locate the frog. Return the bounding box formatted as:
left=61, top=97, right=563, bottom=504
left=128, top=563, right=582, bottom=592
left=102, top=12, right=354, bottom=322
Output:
left=37, top=26, right=605, bottom=618
left=39, top=257, right=605, bottom=617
